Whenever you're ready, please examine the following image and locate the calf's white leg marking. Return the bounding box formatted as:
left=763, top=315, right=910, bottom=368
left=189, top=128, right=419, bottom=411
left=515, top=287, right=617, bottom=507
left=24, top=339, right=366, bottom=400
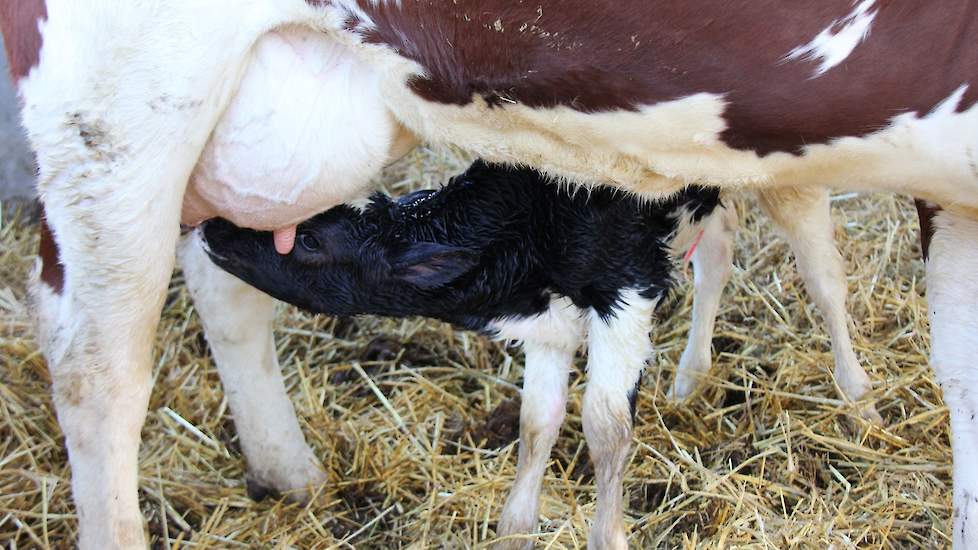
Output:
left=582, top=291, right=656, bottom=550
left=495, top=342, right=575, bottom=550
left=179, top=235, right=326, bottom=500
left=491, top=297, right=584, bottom=549
left=926, top=211, right=978, bottom=549
left=755, top=187, right=880, bottom=424
left=670, top=202, right=737, bottom=401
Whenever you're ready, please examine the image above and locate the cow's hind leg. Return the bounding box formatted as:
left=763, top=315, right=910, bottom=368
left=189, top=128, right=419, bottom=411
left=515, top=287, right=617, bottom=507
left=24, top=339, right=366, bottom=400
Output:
left=21, top=5, right=300, bottom=547
left=178, top=235, right=326, bottom=501
left=926, top=210, right=978, bottom=548
left=755, top=187, right=881, bottom=424
left=669, top=203, right=737, bottom=400
left=31, top=184, right=189, bottom=549
left=583, top=291, right=656, bottom=550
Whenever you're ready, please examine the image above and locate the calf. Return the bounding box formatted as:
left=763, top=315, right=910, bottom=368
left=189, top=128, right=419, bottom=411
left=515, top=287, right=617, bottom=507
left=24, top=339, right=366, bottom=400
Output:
left=201, top=160, right=720, bottom=548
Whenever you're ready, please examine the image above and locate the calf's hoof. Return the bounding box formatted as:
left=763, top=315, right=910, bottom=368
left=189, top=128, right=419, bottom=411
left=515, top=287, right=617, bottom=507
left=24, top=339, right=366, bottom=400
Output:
left=246, top=459, right=327, bottom=504
left=666, top=371, right=702, bottom=402
left=856, top=402, right=883, bottom=427
left=588, top=527, right=627, bottom=550
left=668, top=354, right=711, bottom=402
left=494, top=513, right=536, bottom=550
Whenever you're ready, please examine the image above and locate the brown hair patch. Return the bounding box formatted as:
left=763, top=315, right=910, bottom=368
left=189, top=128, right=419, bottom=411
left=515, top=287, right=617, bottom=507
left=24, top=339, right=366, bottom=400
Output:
left=0, top=0, right=47, bottom=81
left=914, top=199, right=941, bottom=261
left=39, top=211, right=64, bottom=293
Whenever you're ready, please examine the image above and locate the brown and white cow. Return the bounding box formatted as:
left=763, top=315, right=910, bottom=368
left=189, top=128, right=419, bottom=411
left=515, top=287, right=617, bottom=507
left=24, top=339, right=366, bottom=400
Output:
left=2, top=1, right=977, bottom=549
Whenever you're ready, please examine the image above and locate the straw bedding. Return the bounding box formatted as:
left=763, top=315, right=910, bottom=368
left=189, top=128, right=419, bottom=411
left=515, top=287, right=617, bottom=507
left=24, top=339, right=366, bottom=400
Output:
left=0, top=147, right=949, bottom=548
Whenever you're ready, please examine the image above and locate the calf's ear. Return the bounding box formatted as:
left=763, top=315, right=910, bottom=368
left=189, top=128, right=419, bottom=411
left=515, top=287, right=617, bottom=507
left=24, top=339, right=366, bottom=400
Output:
left=394, top=242, right=479, bottom=289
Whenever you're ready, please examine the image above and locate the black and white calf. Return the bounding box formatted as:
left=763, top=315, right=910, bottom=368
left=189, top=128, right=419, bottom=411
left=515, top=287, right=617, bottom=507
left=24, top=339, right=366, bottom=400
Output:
left=202, top=160, right=719, bottom=548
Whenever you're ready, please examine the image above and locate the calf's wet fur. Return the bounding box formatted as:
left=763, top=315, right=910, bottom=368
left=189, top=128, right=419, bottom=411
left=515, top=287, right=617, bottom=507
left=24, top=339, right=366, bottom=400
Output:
left=201, top=160, right=719, bottom=331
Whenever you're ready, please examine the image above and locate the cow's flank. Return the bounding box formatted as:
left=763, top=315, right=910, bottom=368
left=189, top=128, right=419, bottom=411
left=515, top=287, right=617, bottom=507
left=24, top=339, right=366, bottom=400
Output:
left=348, top=0, right=977, bottom=155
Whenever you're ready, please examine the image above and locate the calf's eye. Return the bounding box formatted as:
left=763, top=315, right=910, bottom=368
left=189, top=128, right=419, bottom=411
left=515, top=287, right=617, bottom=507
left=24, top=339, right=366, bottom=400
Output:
left=298, top=232, right=321, bottom=252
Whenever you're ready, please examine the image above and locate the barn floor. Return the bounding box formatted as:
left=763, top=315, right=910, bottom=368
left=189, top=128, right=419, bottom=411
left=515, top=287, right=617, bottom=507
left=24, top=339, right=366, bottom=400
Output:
left=0, top=148, right=950, bottom=549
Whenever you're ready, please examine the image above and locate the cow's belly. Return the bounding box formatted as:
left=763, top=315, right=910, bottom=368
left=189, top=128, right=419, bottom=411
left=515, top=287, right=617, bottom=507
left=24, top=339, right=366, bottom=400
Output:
left=182, top=28, right=397, bottom=230
left=381, top=66, right=978, bottom=213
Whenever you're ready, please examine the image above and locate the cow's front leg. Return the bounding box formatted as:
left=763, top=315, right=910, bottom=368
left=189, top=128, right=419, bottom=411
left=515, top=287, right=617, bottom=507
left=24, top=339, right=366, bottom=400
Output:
left=178, top=235, right=326, bottom=501
left=926, top=210, right=978, bottom=548
left=496, top=342, right=574, bottom=550
left=583, top=292, right=656, bottom=550
left=755, top=186, right=881, bottom=424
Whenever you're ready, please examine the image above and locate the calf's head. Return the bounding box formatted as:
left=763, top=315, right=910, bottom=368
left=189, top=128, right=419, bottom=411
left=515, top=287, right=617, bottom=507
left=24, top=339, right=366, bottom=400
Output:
left=200, top=195, right=480, bottom=317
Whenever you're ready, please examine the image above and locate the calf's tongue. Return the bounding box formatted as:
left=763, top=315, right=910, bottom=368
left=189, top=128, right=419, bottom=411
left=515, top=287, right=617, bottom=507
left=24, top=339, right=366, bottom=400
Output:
left=273, top=225, right=297, bottom=254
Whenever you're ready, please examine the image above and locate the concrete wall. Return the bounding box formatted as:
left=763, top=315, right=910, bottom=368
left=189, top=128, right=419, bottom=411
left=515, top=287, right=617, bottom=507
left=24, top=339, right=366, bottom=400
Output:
left=0, top=32, right=37, bottom=202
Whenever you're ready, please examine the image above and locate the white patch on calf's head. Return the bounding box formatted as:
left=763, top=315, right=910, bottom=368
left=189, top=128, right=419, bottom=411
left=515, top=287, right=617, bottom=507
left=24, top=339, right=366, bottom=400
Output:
left=785, top=0, right=878, bottom=77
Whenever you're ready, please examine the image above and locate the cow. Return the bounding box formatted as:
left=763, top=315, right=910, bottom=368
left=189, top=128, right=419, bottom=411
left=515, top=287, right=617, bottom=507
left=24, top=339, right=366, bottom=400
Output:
left=2, top=1, right=976, bottom=549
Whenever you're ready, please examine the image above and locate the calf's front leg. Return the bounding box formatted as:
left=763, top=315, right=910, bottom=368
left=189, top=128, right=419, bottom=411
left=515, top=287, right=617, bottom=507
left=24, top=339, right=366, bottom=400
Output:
left=495, top=342, right=575, bottom=550
left=583, top=291, right=657, bottom=550
left=179, top=235, right=326, bottom=501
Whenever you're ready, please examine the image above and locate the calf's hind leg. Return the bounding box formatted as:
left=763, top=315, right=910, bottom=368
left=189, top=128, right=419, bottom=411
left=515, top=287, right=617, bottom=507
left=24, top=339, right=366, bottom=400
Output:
left=179, top=235, right=326, bottom=501
left=669, top=203, right=737, bottom=400
left=755, top=187, right=881, bottom=424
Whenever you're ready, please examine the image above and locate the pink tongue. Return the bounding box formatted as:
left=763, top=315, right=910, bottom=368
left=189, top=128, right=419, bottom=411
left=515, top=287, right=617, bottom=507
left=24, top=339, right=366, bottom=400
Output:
left=273, top=225, right=297, bottom=254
